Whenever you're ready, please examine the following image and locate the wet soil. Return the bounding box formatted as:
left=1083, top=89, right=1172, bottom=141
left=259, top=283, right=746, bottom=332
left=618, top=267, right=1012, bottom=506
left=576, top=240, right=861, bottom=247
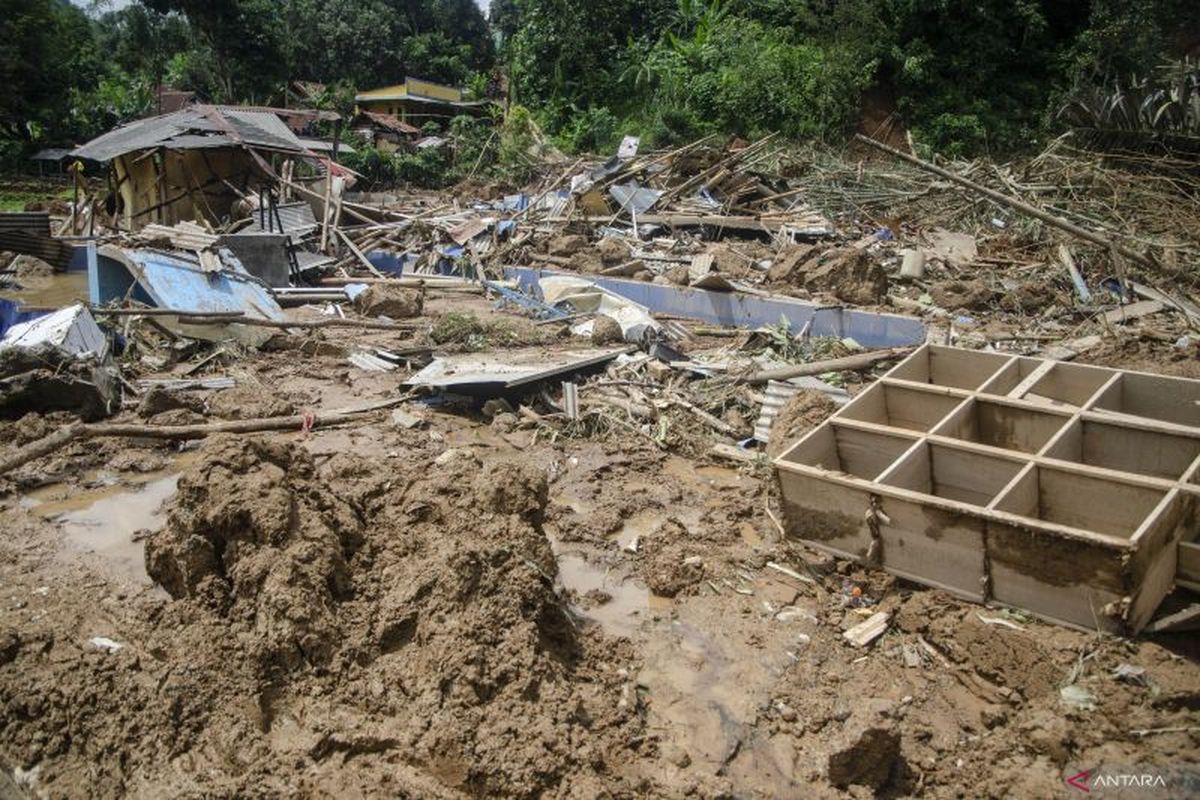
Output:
left=0, top=278, right=1197, bottom=798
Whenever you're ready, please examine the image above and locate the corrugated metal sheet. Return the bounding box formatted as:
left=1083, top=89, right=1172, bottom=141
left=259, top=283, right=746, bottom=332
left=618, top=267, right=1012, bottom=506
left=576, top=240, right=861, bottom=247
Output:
left=245, top=201, right=318, bottom=236
left=0, top=212, right=50, bottom=235
left=71, top=106, right=312, bottom=162
left=609, top=182, right=662, bottom=215
left=93, top=245, right=284, bottom=321
left=753, top=378, right=851, bottom=444
left=407, top=348, right=628, bottom=396
left=0, top=213, right=75, bottom=269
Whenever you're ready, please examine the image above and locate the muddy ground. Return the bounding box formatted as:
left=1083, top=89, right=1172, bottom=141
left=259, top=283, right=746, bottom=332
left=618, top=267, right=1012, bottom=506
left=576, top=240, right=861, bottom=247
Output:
left=1, top=282, right=1198, bottom=798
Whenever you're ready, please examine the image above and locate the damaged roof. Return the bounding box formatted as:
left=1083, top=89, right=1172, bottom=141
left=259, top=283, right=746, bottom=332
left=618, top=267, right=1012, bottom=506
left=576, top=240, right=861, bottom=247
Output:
left=355, top=111, right=421, bottom=135
left=71, top=105, right=321, bottom=162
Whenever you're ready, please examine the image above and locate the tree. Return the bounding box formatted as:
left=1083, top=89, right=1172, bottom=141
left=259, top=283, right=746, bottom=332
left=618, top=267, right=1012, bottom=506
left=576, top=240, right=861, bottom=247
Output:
left=0, top=0, right=101, bottom=144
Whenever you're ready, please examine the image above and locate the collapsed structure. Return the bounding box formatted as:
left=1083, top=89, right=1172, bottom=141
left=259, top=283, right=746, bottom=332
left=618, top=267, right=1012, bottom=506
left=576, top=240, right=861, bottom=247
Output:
left=69, top=105, right=340, bottom=230
left=2, top=106, right=1199, bottom=796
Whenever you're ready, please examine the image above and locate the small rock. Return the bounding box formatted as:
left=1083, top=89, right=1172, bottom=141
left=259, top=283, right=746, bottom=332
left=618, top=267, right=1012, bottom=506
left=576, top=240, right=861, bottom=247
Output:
left=664, top=744, right=692, bottom=768
left=434, top=449, right=465, bottom=467
left=591, top=315, right=624, bottom=345
left=354, top=284, right=424, bottom=319
left=89, top=636, right=123, bottom=653
left=390, top=408, right=426, bottom=429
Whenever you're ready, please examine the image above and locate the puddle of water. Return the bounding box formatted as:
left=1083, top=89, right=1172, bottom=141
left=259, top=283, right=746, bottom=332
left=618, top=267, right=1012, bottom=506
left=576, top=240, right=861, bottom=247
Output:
left=0, top=271, right=88, bottom=309
left=616, top=509, right=663, bottom=550
left=24, top=458, right=193, bottom=585
left=663, top=457, right=748, bottom=489
left=550, top=536, right=669, bottom=637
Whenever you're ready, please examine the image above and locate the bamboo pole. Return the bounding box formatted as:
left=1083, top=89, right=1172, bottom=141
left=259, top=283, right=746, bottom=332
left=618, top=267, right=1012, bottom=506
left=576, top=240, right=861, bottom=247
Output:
left=744, top=347, right=915, bottom=385
left=853, top=134, right=1156, bottom=270
left=0, top=406, right=397, bottom=476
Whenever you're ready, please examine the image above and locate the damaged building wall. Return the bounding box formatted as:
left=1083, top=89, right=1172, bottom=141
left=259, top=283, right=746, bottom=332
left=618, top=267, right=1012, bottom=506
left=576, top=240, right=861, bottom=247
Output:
left=113, top=148, right=264, bottom=231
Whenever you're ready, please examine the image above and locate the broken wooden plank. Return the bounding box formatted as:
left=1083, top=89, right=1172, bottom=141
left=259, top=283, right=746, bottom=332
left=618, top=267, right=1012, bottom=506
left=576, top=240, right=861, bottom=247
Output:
left=746, top=347, right=915, bottom=385
left=337, top=228, right=385, bottom=278
left=843, top=612, right=889, bottom=647
left=1103, top=300, right=1165, bottom=326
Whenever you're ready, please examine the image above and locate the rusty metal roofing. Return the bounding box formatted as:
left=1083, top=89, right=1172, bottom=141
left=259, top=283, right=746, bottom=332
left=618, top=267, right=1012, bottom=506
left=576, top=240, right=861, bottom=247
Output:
left=356, top=112, right=421, bottom=135
left=71, top=105, right=316, bottom=162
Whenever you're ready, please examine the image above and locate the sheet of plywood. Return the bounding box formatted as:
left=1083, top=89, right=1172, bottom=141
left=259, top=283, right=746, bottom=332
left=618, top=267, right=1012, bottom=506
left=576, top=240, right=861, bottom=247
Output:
left=987, top=519, right=1128, bottom=632
left=877, top=493, right=987, bottom=600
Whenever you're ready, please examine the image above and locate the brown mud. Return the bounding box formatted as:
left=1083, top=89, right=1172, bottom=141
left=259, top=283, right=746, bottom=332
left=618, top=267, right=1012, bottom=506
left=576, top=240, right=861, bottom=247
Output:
left=0, top=280, right=1197, bottom=798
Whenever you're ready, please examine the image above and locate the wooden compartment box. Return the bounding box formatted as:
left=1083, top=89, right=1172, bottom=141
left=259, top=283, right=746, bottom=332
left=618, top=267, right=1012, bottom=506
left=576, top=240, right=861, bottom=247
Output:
left=774, top=344, right=1200, bottom=633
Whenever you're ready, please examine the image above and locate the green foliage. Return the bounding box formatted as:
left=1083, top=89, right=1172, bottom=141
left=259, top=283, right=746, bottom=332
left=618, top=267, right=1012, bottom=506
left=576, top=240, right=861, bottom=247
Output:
left=68, top=71, right=155, bottom=139
left=553, top=107, right=620, bottom=154
left=0, top=0, right=101, bottom=147
left=507, top=0, right=1198, bottom=156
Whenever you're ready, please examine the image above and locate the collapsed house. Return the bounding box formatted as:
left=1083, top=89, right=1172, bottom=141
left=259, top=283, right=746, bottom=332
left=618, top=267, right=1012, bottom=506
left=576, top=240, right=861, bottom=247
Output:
left=69, top=105, right=341, bottom=231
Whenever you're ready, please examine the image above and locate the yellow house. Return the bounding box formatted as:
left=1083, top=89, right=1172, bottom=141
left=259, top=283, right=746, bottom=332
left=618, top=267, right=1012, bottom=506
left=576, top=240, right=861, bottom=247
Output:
left=354, top=77, right=489, bottom=126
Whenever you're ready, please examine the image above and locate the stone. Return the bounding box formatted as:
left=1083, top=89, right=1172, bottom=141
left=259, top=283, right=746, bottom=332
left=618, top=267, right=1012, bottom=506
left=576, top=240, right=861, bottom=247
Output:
left=353, top=285, right=424, bottom=319
left=591, top=315, right=624, bottom=345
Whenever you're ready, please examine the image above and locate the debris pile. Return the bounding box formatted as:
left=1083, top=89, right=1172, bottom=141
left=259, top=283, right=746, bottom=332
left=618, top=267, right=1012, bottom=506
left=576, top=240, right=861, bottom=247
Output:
left=1, top=107, right=1199, bottom=798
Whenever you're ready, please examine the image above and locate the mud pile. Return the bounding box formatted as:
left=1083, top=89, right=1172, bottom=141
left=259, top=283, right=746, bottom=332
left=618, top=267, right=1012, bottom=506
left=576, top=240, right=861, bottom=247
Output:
left=3, top=437, right=645, bottom=797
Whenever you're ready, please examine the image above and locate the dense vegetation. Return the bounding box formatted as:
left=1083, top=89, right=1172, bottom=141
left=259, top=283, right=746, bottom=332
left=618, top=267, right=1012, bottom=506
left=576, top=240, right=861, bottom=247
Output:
left=0, top=0, right=1196, bottom=171
left=503, top=0, right=1200, bottom=156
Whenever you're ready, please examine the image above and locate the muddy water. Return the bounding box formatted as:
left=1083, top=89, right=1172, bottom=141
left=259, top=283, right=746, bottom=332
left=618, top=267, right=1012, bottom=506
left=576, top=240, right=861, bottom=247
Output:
left=550, top=535, right=672, bottom=637
left=0, top=271, right=89, bottom=309
left=23, top=456, right=195, bottom=585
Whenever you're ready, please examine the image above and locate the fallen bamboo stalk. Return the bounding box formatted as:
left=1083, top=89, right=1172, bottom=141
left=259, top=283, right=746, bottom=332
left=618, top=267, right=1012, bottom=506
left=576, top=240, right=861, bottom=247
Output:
left=0, top=406, right=393, bottom=476
left=337, top=228, right=385, bottom=278
left=174, top=315, right=420, bottom=332
left=319, top=276, right=481, bottom=289
left=854, top=134, right=1156, bottom=270
left=744, top=347, right=915, bottom=385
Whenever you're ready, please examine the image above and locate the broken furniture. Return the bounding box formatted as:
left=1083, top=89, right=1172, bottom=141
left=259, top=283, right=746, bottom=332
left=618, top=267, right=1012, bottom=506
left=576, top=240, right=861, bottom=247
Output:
left=775, top=344, right=1200, bottom=634
left=91, top=245, right=285, bottom=346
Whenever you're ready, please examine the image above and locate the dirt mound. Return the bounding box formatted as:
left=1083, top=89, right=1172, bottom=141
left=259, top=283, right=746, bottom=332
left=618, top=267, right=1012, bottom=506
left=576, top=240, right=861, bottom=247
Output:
left=804, top=247, right=888, bottom=305
left=767, top=389, right=838, bottom=459
left=145, top=438, right=361, bottom=667
left=930, top=278, right=994, bottom=311
left=132, top=437, right=641, bottom=796
left=205, top=385, right=297, bottom=419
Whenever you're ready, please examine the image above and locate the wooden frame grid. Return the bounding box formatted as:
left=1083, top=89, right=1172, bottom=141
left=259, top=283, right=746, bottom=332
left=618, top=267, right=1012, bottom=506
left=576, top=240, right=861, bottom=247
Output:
left=774, top=344, right=1200, bottom=633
